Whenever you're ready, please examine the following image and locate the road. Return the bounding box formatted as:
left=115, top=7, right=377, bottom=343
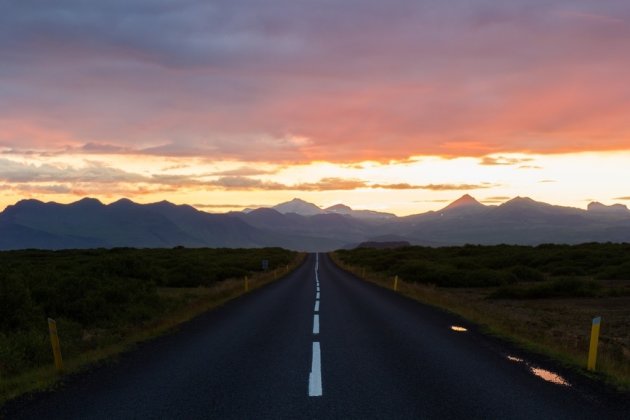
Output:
left=2, top=253, right=628, bottom=419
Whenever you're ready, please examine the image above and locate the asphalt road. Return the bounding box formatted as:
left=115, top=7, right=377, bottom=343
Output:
left=2, top=253, right=628, bottom=419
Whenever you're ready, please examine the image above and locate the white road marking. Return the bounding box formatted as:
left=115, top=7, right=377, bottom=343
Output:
left=308, top=342, right=322, bottom=397
left=309, top=254, right=323, bottom=397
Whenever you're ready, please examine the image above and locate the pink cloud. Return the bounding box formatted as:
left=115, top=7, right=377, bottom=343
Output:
left=1, top=1, right=629, bottom=163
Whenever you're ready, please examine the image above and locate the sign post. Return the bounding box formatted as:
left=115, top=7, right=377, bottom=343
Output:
left=48, top=318, right=64, bottom=373
left=587, top=316, right=601, bottom=371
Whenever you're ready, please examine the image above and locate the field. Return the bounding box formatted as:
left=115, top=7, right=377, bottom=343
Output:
left=0, top=247, right=303, bottom=402
left=333, top=243, right=630, bottom=389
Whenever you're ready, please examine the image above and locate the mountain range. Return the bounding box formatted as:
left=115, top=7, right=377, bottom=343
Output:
left=1, top=195, right=629, bottom=251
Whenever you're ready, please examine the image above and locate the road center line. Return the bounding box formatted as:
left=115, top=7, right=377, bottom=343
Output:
left=314, top=300, right=320, bottom=312
left=316, top=291, right=320, bottom=299
left=313, top=314, right=320, bottom=334
left=308, top=342, right=322, bottom=397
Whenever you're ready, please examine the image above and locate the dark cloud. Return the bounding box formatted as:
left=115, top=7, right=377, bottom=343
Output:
left=81, top=143, right=133, bottom=153
left=0, top=158, right=146, bottom=183
left=1, top=1, right=629, bottom=161
left=0, top=183, right=72, bottom=194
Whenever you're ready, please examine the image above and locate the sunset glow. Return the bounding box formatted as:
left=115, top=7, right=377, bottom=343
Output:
left=1, top=1, right=629, bottom=213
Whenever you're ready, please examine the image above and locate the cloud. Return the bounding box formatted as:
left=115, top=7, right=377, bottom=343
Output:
left=613, top=196, right=630, bottom=201
left=480, top=156, right=533, bottom=166
left=298, top=178, right=367, bottom=191
left=80, top=143, right=134, bottom=154
left=482, top=196, right=511, bottom=203
left=0, top=158, right=147, bottom=183
left=204, top=176, right=495, bottom=191
left=557, top=10, right=625, bottom=24
left=205, top=176, right=365, bottom=191
left=539, top=179, right=557, bottom=183
left=209, top=166, right=278, bottom=176
left=373, top=183, right=496, bottom=191
left=0, top=183, right=72, bottom=194
left=1, top=1, right=629, bottom=162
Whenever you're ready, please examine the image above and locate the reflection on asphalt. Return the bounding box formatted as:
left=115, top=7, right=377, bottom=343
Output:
left=507, top=355, right=571, bottom=387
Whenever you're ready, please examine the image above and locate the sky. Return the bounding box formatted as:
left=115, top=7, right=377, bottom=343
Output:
left=1, top=0, right=629, bottom=215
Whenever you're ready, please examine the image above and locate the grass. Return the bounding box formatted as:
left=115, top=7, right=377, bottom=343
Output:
left=0, top=253, right=306, bottom=405
left=330, top=252, right=630, bottom=391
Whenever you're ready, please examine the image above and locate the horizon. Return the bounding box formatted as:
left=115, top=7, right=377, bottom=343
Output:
left=1, top=2, right=630, bottom=215
left=2, top=193, right=627, bottom=218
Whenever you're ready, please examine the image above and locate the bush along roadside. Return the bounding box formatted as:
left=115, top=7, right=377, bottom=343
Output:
left=0, top=248, right=305, bottom=405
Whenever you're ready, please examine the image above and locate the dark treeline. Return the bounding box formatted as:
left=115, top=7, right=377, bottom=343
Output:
left=336, top=243, right=630, bottom=293
left=0, top=247, right=296, bottom=377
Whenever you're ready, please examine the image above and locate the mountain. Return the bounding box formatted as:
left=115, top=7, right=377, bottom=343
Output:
left=392, top=196, right=630, bottom=246
left=272, top=198, right=322, bottom=216
left=324, top=204, right=396, bottom=220
left=440, top=194, right=485, bottom=212
left=587, top=202, right=630, bottom=217
left=1, top=195, right=630, bottom=251
left=234, top=208, right=371, bottom=248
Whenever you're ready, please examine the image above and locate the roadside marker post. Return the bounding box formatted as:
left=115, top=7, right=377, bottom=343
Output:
left=394, top=275, right=399, bottom=292
left=587, top=316, right=601, bottom=371
left=48, top=318, right=64, bottom=373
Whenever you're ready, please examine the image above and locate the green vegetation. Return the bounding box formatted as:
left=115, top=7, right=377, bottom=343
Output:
left=0, top=247, right=300, bottom=402
left=333, top=243, right=630, bottom=389
left=336, top=243, right=630, bottom=291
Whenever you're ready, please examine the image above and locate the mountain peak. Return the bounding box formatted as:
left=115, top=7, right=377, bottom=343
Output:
left=272, top=198, right=322, bottom=216
left=442, top=194, right=484, bottom=211
left=587, top=201, right=629, bottom=214
left=503, top=196, right=542, bottom=207
left=110, top=198, right=135, bottom=207
left=325, top=204, right=352, bottom=212
left=71, top=197, right=103, bottom=207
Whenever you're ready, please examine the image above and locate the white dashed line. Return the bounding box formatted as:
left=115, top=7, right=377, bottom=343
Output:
left=308, top=342, right=322, bottom=397
left=309, top=254, right=323, bottom=397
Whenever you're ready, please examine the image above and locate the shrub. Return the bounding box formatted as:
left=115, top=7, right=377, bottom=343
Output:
left=509, top=265, right=546, bottom=282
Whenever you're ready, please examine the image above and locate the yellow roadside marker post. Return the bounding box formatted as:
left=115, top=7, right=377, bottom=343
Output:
left=587, top=316, right=601, bottom=371
left=394, top=275, right=399, bottom=292
left=48, top=318, right=64, bottom=373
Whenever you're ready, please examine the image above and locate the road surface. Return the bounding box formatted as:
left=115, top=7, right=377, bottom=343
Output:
left=2, top=253, right=628, bottom=419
